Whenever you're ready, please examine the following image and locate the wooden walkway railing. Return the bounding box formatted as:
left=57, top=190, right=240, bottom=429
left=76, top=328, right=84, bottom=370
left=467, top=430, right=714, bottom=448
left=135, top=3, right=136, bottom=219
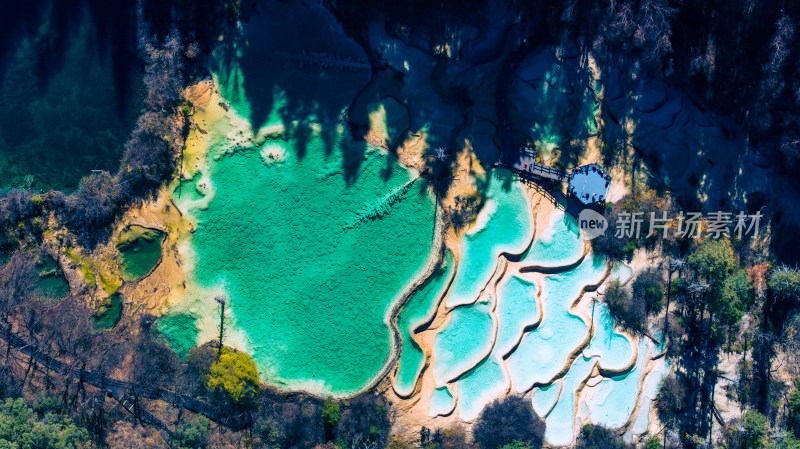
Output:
left=495, top=161, right=569, bottom=182
left=0, top=326, right=236, bottom=433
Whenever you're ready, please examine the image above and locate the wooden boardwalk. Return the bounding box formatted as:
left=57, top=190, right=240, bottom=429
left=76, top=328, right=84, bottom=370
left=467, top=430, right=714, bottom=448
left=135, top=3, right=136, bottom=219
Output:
left=496, top=147, right=569, bottom=182
left=0, top=325, right=237, bottom=434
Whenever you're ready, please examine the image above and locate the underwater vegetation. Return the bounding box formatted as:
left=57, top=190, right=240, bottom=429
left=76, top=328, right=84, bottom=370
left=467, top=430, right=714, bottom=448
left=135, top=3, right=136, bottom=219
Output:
left=93, top=293, right=122, bottom=330
left=116, top=225, right=165, bottom=282
left=33, top=251, right=69, bottom=301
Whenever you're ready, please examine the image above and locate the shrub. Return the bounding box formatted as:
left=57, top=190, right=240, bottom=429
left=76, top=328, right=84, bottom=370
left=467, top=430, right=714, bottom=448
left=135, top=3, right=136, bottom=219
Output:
left=337, top=395, right=391, bottom=448
left=499, top=441, right=531, bottom=449
left=184, top=343, right=217, bottom=394
left=429, top=425, right=470, bottom=449
left=655, top=374, right=686, bottom=428
left=645, top=436, right=663, bottom=449
left=473, top=395, right=545, bottom=449
left=32, top=394, right=62, bottom=417
left=591, top=189, right=670, bottom=260
left=590, top=207, right=636, bottom=260
left=685, top=239, right=754, bottom=326
left=322, top=399, right=340, bottom=427
left=139, top=30, right=185, bottom=111
left=132, top=328, right=180, bottom=387
left=604, top=279, right=646, bottom=333
left=322, top=398, right=340, bottom=440
left=742, top=411, right=768, bottom=449
left=769, top=266, right=800, bottom=304
left=447, top=194, right=482, bottom=231
left=206, top=347, right=260, bottom=405
left=687, top=239, right=735, bottom=289
left=67, top=171, right=121, bottom=230
left=267, top=400, right=324, bottom=448
left=0, top=398, right=90, bottom=449
left=387, top=436, right=414, bottom=449
left=0, top=189, right=35, bottom=224
left=254, top=416, right=283, bottom=448
left=117, top=111, right=177, bottom=197
left=769, top=433, right=800, bottom=449
left=172, top=416, right=211, bottom=449
left=632, top=270, right=665, bottom=314
left=30, top=194, right=43, bottom=208
left=789, top=379, right=800, bottom=438
left=717, top=269, right=756, bottom=326
left=574, top=424, right=630, bottom=449
left=0, top=250, right=36, bottom=319
left=180, top=99, right=194, bottom=117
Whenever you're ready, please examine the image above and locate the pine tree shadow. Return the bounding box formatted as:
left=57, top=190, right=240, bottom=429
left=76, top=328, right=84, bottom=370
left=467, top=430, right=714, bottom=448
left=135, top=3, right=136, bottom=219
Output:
left=214, top=0, right=372, bottom=184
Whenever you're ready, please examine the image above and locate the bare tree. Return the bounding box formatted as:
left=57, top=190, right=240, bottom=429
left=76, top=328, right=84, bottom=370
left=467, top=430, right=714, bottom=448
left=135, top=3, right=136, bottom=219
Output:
left=139, top=30, right=186, bottom=112
left=68, top=171, right=121, bottom=231
left=0, top=251, right=36, bottom=323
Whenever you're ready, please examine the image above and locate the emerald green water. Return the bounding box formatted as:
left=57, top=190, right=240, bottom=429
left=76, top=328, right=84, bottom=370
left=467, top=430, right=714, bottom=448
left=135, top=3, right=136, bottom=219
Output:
left=33, top=252, right=69, bottom=301
left=165, top=1, right=436, bottom=395
left=157, top=313, right=199, bottom=358
left=117, top=226, right=165, bottom=282
left=394, top=251, right=454, bottom=397
left=93, top=293, right=122, bottom=330
left=185, top=134, right=435, bottom=395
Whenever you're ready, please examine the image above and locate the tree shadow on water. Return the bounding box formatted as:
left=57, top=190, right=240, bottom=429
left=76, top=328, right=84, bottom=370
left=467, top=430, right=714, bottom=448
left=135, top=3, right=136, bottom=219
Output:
left=496, top=166, right=517, bottom=193
left=339, top=138, right=367, bottom=186
left=0, top=0, right=144, bottom=190
left=1, top=0, right=140, bottom=117
left=215, top=0, right=372, bottom=183
left=380, top=150, right=395, bottom=182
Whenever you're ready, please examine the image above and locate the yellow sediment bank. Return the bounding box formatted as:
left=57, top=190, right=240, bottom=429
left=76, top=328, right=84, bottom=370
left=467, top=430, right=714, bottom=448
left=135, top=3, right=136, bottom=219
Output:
left=117, top=78, right=246, bottom=317
left=40, top=77, right=256, bottom=333
left=149, top=77, right=264, bottom=352
left=40, top=191, right=182, bottom=321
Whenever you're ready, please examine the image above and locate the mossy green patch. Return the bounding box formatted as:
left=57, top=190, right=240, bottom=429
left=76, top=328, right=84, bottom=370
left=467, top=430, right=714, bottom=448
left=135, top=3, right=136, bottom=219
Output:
left=33, top=253, right=69, bottom=301
left=93, top=293, right=122, bottom=330
left=180, top=4, right=432, bottom=395
left=116, top=226, right=165, bottom=282
left=97, top=273, right=122, bottom=296
left=66, top=248, right=96, bottom=289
